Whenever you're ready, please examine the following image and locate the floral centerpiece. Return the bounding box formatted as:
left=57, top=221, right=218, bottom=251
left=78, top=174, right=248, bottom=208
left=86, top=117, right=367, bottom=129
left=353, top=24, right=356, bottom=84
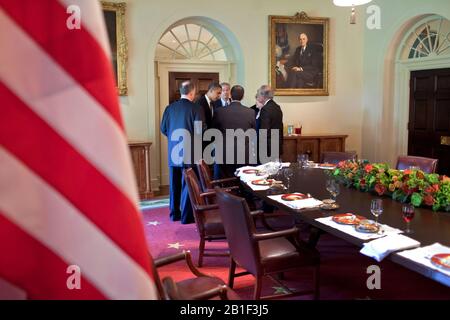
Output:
left=328, top=160, right=450, bottom=212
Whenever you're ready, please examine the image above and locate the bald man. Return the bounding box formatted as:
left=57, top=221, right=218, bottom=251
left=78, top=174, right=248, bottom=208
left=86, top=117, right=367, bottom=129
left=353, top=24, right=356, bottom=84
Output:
left=288, top=33, right=321, bottom=88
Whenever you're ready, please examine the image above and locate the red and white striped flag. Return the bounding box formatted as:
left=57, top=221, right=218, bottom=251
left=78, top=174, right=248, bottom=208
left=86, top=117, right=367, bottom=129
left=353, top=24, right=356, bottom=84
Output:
left=0, top=0, right=158, bottom=299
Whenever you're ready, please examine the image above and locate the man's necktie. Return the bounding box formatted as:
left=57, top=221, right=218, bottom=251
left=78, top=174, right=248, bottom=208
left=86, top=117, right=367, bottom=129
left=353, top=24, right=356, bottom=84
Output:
left=209, top=102, right=214, bottom=116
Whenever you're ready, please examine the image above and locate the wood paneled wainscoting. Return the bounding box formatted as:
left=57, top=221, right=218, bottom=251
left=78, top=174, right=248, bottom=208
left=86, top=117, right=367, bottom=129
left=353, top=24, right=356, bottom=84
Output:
left=128, top=142, right=153, bottom=200
left=281, top=135, right=348, bottom=163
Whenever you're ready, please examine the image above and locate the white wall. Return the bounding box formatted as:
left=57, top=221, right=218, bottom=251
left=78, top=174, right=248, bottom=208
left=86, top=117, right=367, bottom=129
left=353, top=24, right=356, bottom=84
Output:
left=114, top=0, right=367, bottom=189
left=361, top=0, right=450, bottom=165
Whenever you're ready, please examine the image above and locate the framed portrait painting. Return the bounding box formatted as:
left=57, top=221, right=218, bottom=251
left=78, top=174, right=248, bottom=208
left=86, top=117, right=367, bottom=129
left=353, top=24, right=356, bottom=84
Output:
left=101, top=1, right=128, bottom=96
left=269, top=12, right=329, bottom=96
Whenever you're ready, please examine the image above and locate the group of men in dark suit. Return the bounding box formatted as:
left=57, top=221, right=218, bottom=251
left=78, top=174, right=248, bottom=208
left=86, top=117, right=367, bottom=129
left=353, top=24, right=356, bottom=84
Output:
left=161, top=81, right=283, bottom=224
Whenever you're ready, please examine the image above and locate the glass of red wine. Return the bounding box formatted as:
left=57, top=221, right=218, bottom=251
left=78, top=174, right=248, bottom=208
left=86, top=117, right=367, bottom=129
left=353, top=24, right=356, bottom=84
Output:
left=402, top=204, right=415, bottom=234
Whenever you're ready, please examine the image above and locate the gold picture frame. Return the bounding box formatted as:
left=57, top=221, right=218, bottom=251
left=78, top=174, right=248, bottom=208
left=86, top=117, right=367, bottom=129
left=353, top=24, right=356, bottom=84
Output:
left=101, top=1, right=128, bottom=96
left=269, top=12, right=329, bottom=96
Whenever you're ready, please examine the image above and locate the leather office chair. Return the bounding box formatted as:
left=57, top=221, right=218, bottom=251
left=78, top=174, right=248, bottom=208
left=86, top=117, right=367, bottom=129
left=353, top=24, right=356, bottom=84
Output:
left=152, top=250, right=240, bottom=300
left=396, top=155, right=438, bottom=174
left=197, top=159, right=240, bottom=192
left=321, top=151, right=357, bottom=165
left=215, top=190, right=320, bottom=300
left=184, top=168, right=228, bottom=267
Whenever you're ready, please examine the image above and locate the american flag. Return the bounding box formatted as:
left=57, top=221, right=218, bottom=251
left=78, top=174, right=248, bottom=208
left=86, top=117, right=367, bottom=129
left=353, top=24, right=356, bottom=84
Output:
left=0, top=0, right=158, bottom=299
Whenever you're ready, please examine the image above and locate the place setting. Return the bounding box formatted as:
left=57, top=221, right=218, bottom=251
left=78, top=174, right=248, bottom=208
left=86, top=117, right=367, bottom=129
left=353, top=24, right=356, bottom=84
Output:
left=268, top=192, right=324, bottom=210
left=315, top=198, right=404, bottom=241
left=397, top=243, right=450, bottom=277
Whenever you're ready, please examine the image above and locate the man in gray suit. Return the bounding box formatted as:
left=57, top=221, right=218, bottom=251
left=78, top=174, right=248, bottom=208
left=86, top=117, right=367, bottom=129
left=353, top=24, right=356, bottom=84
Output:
left=212, top=85, right=256, bottom=178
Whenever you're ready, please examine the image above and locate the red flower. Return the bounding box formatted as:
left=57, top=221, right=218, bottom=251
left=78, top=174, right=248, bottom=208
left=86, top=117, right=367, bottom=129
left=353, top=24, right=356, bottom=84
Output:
left=375, top=184, right=386, bottom=196
left=360, top=179, right=366, bottom=187
left=365, top=164, right=373, bottom=173
left=404, top=169, right=412, bottom=175
left=424, top=195, right=435, bottom=206
left=433, top=184, right=440, bottom=192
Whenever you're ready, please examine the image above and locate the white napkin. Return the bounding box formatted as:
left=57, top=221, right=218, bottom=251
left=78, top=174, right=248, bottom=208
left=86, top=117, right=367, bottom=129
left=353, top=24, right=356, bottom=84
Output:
left=268, top=194, right=323, bottom=210
left=398, top=243, right=450, bottom=277
left=360, top=234, right=420, bottom=262
left=315, top=217, right=403, bottom=240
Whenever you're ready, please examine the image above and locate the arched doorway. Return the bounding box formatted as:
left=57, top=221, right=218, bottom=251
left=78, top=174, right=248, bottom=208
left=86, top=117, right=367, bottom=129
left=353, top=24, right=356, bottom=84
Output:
left=378, top=14, right=450, bottom=168
left=154, top=17, right=242, bottom=187
left=392, top=15, right=450, bottom=172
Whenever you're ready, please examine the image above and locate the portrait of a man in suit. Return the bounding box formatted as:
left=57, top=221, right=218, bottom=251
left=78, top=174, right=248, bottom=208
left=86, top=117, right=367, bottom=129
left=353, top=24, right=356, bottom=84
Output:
left=288, top=33, right=322, bottom=88
left=269, top=13, right=329, bottom=96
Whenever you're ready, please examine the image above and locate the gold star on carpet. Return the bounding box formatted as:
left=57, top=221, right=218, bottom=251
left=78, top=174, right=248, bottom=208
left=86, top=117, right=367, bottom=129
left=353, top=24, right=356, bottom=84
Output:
left=146, top=221, right=161, bottom=226
left=168, top=242, right=184, bottom=250
left=272, top=287, right=296, bottom=295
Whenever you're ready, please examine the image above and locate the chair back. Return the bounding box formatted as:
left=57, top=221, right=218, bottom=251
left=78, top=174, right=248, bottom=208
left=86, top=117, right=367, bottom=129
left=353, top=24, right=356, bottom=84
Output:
left=215, top=190, right=260, bottom=275
left=396, top=156, right=438, bottom=173
left=184, top=168, right=207, bottom=231
left=197, top=159, right=213, bottom=191
left=321, top=151, right=357, bottom=164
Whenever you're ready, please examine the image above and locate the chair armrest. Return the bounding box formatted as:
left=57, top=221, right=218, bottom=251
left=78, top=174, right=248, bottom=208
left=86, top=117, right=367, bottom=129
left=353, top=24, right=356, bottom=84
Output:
left=250, top=210, right=265, bottom=217
left=200, top=191, right=217, bottom=200
left=252, top=227, right=299, bottom=242
left=154, top=250, right=208, bottom=277
left=195, top=204, right=219, bottom=211
left=188, top=284, right=229, bottom=300
left=162, top=277, right=229, bottom=300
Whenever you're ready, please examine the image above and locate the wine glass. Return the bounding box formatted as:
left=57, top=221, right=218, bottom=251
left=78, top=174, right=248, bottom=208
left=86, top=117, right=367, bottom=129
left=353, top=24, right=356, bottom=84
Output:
left=326, top=179, right=340, bottom=203
left=370, top=199, right=383, bottom=229
left=283, top=168, right=294, bottom=190
left=402, top=204, right=415, bottom=234
left=297, top=154, right=309, bottom=168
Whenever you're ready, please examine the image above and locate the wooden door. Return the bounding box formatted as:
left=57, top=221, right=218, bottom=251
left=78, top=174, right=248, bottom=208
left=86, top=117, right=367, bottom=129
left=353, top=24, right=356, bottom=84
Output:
left=168, top=72, right=219, bottom=103
left=409, top=68, right=450, bottom=175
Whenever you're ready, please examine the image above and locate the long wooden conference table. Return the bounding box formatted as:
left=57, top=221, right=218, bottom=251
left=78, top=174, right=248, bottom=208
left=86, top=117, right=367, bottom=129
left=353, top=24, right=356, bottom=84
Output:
left=240, top=165, right=450, bottom=289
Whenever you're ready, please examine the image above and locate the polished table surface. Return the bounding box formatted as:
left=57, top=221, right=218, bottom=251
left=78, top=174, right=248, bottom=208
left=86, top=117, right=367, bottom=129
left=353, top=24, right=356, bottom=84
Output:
left=242, top=165, right=450, bottom=287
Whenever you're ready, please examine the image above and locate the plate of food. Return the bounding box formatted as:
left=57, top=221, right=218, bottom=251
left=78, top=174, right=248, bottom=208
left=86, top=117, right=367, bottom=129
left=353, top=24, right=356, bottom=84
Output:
left=430, top=254, right=450, bottom=270
left=281, top=193, right=308, bottom=201
left=332, top=213, right=365, bottom=225
left=251, top=179, right=274, bottom=186
left=242, top=169, right=259, bottom=175
left=354, top=220, right=380, bottom=233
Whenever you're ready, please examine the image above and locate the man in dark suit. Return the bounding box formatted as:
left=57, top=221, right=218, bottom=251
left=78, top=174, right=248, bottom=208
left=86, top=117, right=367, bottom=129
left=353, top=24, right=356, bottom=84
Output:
left=213, top=82, right=232, bottom=108
left=212, top=85, right=256, bottom=178
left=195, top=82, right=222, bottom=130
left=161, top=81, right=204, bottom=224
left=252, top=85, right=283, bottom=163
left=288, top=33, right=321, bottom=88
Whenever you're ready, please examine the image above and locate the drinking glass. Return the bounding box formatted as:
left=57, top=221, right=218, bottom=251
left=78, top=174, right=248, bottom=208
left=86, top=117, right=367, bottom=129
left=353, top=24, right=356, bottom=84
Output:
left=297, top=154, right=309, bottom=168
left=326, top=179, right=340, bottom=203
left=370, top=199, right=383, bottom=228
left=402, top=204, right=415, bottom=234
left=283, top=168, right=294, bottom=190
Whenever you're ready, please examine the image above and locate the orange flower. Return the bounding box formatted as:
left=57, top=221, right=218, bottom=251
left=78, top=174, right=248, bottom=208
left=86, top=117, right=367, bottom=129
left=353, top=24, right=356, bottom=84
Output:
left=365, top=164, right=373, bottom=173
left=424, top=195, right=435, bottom=206
left=404, top=169, right=412, bottom=175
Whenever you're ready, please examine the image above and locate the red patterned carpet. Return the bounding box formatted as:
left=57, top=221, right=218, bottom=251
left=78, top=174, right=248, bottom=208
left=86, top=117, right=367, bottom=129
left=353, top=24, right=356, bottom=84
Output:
left=142, top=206, right=450, bottom=300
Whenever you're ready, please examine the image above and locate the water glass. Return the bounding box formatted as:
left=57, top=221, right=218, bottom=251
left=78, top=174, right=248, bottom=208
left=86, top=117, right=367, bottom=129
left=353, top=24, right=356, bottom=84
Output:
left=326, top=179, right=340, bottom=203
left=297, top=154, right=309, bottom=168
left=370, top=199, right=383, bottom=227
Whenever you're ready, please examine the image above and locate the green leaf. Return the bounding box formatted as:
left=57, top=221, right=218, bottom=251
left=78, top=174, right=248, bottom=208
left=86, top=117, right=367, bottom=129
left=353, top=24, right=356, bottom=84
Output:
left=411, top=193, right=423, bottom=207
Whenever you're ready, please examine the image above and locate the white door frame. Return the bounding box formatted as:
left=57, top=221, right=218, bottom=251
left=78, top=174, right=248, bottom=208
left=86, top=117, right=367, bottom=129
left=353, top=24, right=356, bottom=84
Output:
left=156, top=59, right=233, bottom=187
left=393, top=55, right=450, bottom=164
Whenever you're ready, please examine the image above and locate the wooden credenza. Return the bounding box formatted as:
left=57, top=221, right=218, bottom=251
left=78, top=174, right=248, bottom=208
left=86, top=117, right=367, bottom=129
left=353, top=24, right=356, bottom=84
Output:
left=128, top=142, right=153, bottom=200
left=281, top=135, right=348, bottom=163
